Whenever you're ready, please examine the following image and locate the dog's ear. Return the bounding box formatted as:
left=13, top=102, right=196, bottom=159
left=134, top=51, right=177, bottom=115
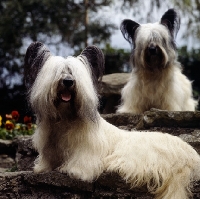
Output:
left=79, top=45, right=105, bottom=83
left=24, top=41, right=51, bottom=89
left=160, top=9, right=180, bottom=38
left=120, top=19, right=140, bottom=45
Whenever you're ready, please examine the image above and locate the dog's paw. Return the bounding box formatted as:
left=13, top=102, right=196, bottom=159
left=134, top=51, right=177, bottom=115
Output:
left=57, top=164, right=94, bottom=182
left=56, top=164, right=68, bottom=174
left=33, top=164, right=52, bottom=173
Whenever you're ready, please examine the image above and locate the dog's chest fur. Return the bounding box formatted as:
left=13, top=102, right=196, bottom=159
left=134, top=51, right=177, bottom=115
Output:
left=131, top=67, right=173, bottom=111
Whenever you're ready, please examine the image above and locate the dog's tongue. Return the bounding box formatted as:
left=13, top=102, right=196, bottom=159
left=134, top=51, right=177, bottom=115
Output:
left=61, top=90, right=71, bottom=102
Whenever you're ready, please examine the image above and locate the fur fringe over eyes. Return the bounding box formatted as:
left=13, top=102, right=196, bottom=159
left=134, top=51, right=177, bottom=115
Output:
left=24, top=42, right=105, bottom=121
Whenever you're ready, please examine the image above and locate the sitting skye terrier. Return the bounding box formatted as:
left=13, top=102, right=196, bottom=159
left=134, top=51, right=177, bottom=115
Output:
left=25, top=42, right=200, bottom=199
left=117, top=9, right=197, bottom=114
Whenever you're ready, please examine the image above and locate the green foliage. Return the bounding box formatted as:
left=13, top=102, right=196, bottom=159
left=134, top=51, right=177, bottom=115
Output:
left=6, top=164, right=18, bottom=172
left=178, top=46, right=200, bottom=97
left=0, top=0, right=116, bottom=88
left=0, top=123, right=35, bottom=140
left=119, top=0, right=200, bottom=39
left=103, top=44, right=131, bottom=74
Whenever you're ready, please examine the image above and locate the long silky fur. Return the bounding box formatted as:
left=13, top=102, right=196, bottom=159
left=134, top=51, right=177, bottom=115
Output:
left=117, top=9, right=197, bottom=114
left=25, top=42, right=200, bottom=199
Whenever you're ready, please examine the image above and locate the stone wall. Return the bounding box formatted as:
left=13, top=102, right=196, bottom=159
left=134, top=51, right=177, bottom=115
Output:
left=1, top=109, right=200, bottom=198
left=99, top=73, right=130, bottom=113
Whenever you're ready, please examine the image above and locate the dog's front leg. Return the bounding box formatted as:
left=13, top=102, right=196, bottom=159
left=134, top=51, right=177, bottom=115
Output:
left=34, top=155, right=54, bottom=173
left=57, top=154, right=103, bottom=182
left=34, top=146, right=63, bottom=173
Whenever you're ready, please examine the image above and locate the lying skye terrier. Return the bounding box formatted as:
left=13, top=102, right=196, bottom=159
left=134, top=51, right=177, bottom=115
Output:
left=24, top=42, right=200, bottom=199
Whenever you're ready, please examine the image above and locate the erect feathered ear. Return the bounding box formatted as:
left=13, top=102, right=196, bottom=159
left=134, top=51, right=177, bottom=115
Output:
left=24, top=41, right=51, bottom=90
left=79, top=45, right=105, bottom=85
left=160, top=9, right=180, bottom=38
left=120, top=19, right=140, bottom=46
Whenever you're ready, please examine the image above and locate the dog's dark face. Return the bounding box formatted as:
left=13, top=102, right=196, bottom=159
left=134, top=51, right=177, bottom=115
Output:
left=58, top=71, right=75, bottom=103
left=24, top=42, right=104, bottom=121
left=54, top=61, right=76, bottom=117
left=120, top=9, right=180, bottom=71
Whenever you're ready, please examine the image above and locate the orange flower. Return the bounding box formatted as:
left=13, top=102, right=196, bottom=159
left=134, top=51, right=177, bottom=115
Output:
left=11, top=111, right=20, bottom=121
left=26, top=123, right=32, bottom=130
left=5, top=120, right=14, bottom=130
left=24, top=116, right=32, bottom=124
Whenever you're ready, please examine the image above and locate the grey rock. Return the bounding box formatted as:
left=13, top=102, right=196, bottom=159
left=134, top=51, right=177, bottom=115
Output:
left=0, top=171, right=152, bottom=198
left=99, top=73, right=130, bottom=113
left=0, top=155, right=15, bottom=170
left=102, top=113, right=142, bottom=130
left=0, top=171, right=200, bottom=198
left=139, top=108, right=200, bottom=129
left=99, top=73, right=130, bottom=96
left=15, top=136, right=37, bottom=171
left=0, top=139, right=16, bottom=171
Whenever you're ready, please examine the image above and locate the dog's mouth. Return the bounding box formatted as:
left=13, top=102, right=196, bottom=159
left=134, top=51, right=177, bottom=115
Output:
left=60, top=89, right=72, bottom=102
left=58, top=77, right=75, bottom=103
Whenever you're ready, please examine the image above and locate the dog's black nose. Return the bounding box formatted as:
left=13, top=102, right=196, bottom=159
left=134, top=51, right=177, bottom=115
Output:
left=148, top=45, right=157, bottom=55
left=63, top=77, right=74, bottom=87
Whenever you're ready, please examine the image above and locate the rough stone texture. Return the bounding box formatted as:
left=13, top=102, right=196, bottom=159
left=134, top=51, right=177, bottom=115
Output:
left=0, top=155, right=15, bottom=169
left=139, top=108, right=200, bottom=129
left=99, top=73, right=130, bottom=96
left=1, top=109, right=200, bottom=198
left=102, top=113, right=142, bottom=130
left=0, top=171, right=153, bottom=198
left=13, top=136, right=35, bottom=172
left=99, top=73, right=130, bottom=113
left=15, top=136, right=37, bottom=171
left=0, top=139, right=16, bottom=172
left=0, top=171, right=200, bottom=198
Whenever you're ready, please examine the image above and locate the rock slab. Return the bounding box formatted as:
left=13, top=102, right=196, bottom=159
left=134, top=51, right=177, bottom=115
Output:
left=0, top=171, right=153, bottom=198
